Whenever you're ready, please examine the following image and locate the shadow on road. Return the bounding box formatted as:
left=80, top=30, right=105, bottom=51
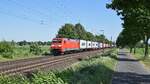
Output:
left=110, top=51, right=150, bottom=84
left=110, top=55, right=140, bottom=62
left=118, top=52, right=127, bottom=56
left=106, top=52, right=142, bottom=62
left=112, top=72, right=150, bottom=84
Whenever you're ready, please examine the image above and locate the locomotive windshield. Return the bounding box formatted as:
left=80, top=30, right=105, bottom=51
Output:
left=52, top=40, right=62, bottom=43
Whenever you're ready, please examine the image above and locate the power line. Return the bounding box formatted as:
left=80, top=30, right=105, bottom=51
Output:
left=0, top=0, right=49, bottom=24
left=55, top=0, right=73, bottom=21
left=4, top=0, right=50, bottom=24
left=0, top=5, right=45, bottom=24
left=7, top=0, right=50, bottom=19
left=0, top=0, right=74, bottom=24
left=0, top=9, right=41, bottom=24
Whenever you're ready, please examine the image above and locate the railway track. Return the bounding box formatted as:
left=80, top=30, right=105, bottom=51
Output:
left=0, top=50, right=106, bottom=76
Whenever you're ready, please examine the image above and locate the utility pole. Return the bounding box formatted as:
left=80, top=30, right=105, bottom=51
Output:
left=100, top=30, right=104, bottom=53
left=111, top=36, right=112, bottom=47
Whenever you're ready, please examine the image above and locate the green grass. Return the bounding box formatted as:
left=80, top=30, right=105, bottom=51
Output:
left=0, top=72, right=66, bottom=84
left=132, top=48, right=150, bottom=69
left=0, top=49, right=118, bottom=84
left=56, top=49, right=118, bottom=84
left=0, top=45, right=50, bottom=62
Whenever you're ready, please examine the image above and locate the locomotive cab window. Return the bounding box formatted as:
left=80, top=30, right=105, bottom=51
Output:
left=52, top=40, right=62, bottom=43
left=64, top=40, right=66, bottom=43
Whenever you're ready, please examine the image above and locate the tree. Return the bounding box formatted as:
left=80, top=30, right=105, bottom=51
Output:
left=56, top=23, right=111, bottom=44
left=85, top=32, right=94, bottom=41
left=107, top=0, right=150, bottom=58
left=57, top=23, right=77, bottom=39
left=18, top=40, right=28, bottom=46
left=95, top=34, right=106, bottom=42
left=116, top=28, right=141, bottom=53
left=74, top=23, right=87, bottom=40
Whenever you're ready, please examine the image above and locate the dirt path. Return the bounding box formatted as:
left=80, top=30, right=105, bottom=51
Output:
left=111, top=49, right=150, bottom=84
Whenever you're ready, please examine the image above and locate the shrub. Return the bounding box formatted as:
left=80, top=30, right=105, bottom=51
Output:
left=0, top=41, right=14, bottom=58
left=31, top=71, right=66, bottom=84
left=30, top=44, right=42, bottom=55
left=0, top=72, right=66, bottom=84
left=0, top=75, right=29, bottom=84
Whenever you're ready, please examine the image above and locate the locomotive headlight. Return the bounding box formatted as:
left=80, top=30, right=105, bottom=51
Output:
left=51, top=45, right=54, bottom=47
left=58, top=45, right=62, bottom=47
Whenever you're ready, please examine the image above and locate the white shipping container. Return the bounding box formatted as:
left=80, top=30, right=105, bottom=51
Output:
left=80, top=40, right=87, bottom=49
left=86, top=41, right=92, bottom=48
left=95, top=42, right=99, bottom=48
left=103, top=43, right=106, bottom=48
left=100, top=43, right=103, bottom=48
left=92, top=42, right=97, bottom=48
left=91, top=42, right=94, bottom=48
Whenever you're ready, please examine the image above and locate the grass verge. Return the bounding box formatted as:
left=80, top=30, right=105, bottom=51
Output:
left=56, top=49, right=118, bottom=84
left=0, top=49, right=118, bottom=84
left=0, top=45, right=50, bottom=62
left=131, top=48, right=150, bottom=70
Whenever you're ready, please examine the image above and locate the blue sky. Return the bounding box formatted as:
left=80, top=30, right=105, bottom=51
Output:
left=0, top=0, right=122, bottom=42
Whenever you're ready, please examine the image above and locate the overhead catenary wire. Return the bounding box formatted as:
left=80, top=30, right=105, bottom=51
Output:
left=0, top=8, right=45, bottom=24
left=7, top=0, right=50, bottom=19
left=55, top=0, right=74, bottom=22
left=0, top=7, right=41, bottom=24
left=0, top=0, right=51, bottom=24
left=0, top=0, right=75, bottom=24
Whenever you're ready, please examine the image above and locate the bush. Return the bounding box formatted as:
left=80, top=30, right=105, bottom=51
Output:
left=30, top=44, right=42, bottom=55
left=31, top=71, right=66, bottom=84
left=0, top=75, right=29, bottom=84
left=0, top=72, right=66, bottom=84
left=0, top=41, right=14, bottom=58
left=56, top=49, right=117, bottom=84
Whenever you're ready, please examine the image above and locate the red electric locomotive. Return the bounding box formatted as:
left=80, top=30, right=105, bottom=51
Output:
left=50, top=38, right=80, bottom=55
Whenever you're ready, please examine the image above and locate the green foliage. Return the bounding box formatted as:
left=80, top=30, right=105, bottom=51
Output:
left=0, top=72, right=66, bottom=84
left=57, top=23, right=77, bottom=39
left=57, top=23, right=111, bottom=43
left=85, top=32, right=95, bottom=41
left=56, top=49, right=117, bottom=84
left=132, top=48, right=150, bottom=69
left=107, top=0, right=150, bottom=57
left=116, top=28, right=141, bottom=48
left=0, top=75, right=29, bottom=84
left=74, top=23, right=88, bottom=40
left=0, top=41, right=14, bottom=58
left=0, top=49, right=117, bottom=84
left=31, top=71, right=66, bottom=84
left=17, top=40, right=51, bottom=46
left=0, top=40, right=50, bottom=61
left=30, top=44, right=42, bottom=55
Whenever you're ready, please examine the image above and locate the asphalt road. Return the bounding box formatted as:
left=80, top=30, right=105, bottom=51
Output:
left=111, top=49, right=150, bottom=84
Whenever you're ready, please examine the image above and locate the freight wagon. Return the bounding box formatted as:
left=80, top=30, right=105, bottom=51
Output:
left=50, top=38, right=111, bottom=55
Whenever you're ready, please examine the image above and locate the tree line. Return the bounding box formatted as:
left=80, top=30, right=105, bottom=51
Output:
left=14, top=40, right=51, bottom=46
left=56, top=23, right=111, bottom=43
left=107, top=0, right=150, bottom=58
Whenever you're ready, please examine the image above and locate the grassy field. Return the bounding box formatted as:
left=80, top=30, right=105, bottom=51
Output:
left=56, top=49, right=118, bottom=84
left=0, top=45, right=50, bottom=62
left=0, top=49, right=118, bottom=84
left=131, top=48, right=150, bottom=69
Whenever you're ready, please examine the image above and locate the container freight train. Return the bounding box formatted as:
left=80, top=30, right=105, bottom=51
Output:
left=50, top=38, right=111, bottom=55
